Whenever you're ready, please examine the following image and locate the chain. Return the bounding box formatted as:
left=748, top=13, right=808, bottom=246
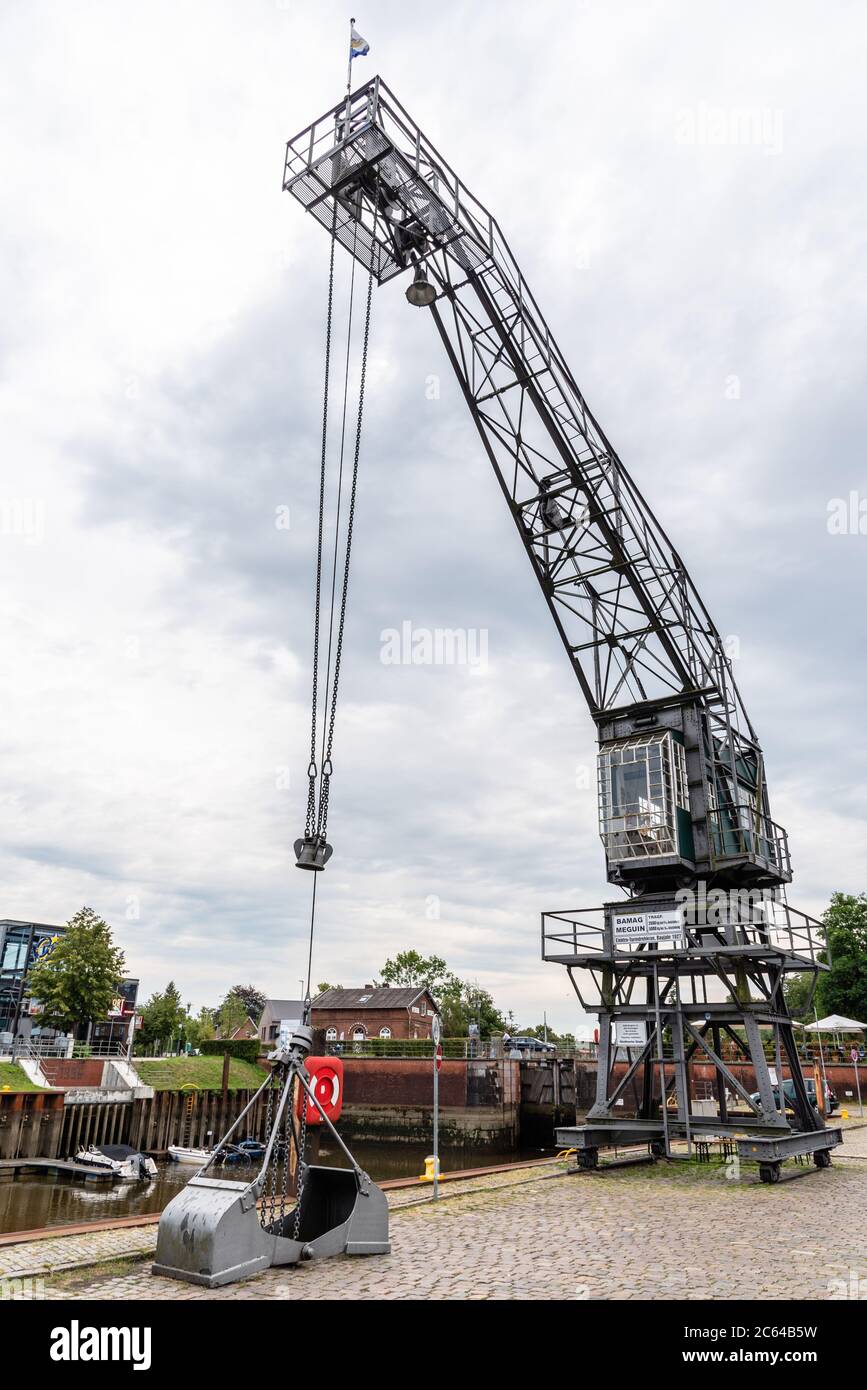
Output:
left=293, top=1074, right=310, bottom=1240
left=305, top=207, right=338, bottom=842
left=316, top=174, right=379, bottom=844
left=266, top=1066, right=286, bottom=1227
left=259, top=1068, right=276, bottom=1227
left=278, top=1073, right=294, bottom=1229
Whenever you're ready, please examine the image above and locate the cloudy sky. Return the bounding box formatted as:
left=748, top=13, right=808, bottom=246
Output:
left=2, top=0, right=865, bottom=1032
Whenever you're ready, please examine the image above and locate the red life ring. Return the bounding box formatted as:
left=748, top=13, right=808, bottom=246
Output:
left=296, top=1056, right=344, bottom=1125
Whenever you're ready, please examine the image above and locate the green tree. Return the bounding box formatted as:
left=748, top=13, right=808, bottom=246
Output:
left=183, top=1006, right=215, bottom=1051
left=138, top=981, right=186, bottom=1053
left=212, top=984, right=262, bottom=1028
left=26, top=906, right=125, bottom=1036
left=380, top=951, right=456, bottom=996
left=815, top=892, right=867, bottom=1021
left=316, top=982, right=342, bottom=995
left=438, top=980, right=505, bottom=1038
left=378, top=953, right=506, bottom=1037
left=216, top=993, right=248, bottom=1037
left=783, top=971, right=814, bottom=1016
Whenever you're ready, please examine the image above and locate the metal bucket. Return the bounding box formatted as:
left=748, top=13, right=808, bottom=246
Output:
left=152, top=1164, right=389, bottom=1288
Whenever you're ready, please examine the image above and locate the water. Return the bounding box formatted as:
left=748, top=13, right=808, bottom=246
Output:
left=0, top=1143, right=552, bottom=1236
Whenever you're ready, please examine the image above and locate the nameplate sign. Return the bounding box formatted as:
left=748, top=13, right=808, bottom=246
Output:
left=612, top=909, right=685, bottom=948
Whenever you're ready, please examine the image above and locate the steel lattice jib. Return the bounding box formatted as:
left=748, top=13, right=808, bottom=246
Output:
left=597, top=731, right=694, bottom=866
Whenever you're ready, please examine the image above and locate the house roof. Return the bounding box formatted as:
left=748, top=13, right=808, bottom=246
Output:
left=311, top=987, right=433, bottom=1011
left=260, top=999, right=306, bottom=1020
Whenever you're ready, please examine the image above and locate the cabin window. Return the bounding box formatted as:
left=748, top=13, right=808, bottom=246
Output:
left=598, top=731, right=689, bottom=863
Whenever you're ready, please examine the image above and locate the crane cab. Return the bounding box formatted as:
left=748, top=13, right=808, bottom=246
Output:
left=597, top=731, right=695, bottom=884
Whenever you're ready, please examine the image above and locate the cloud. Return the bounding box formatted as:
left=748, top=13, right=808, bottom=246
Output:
left=1, top=0, right=865, bottom=1031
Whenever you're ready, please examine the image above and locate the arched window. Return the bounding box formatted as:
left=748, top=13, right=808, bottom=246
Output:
left=325, top=1027, right=337, bottom=1042
left=379, top=1026, right=392, bottom=1039
left=352, top=1025, right=367, bottom=1041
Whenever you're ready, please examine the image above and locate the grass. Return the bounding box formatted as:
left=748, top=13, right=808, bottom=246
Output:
left=0, top=1062, right=44, bottom=1092
left=49, top=1255, right=148, bottom=1292
left=134, top=1055, right=268, bottom=1092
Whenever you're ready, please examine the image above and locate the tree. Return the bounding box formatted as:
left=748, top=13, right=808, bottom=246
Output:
left=316, top=982, right=342, bottom=995
left=184, top=1007, right=216, bottom=1051
left=378, top=952, right=506, bottom=1037
left=380, top=951, right=456, bottom=997
left=220, top=985, right=265, bottom=1021
left=437, top=980, right=505, bottom=1039
left=815, top=892, right=867, bottom=1021
left=216, top=993, right=249, bottom=1037
left=783, top=971, right=814, bottom=1016
left=26, top=906, right=125, bottom=1036
left=138, top=982, right=186, bottom=1053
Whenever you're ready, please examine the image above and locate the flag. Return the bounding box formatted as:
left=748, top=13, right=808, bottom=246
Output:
left=350, top=24, right=369, bottom=60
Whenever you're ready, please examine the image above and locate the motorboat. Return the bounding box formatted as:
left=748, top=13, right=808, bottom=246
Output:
left=167, top=1144, right=212, bottom=1165
left=74, top=1144, right=158, bottom=1181
left=215, top=1138, right=266, bottom=1166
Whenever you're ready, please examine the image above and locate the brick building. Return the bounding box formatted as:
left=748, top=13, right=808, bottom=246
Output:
left=311, top=986, right=438, bottom=1042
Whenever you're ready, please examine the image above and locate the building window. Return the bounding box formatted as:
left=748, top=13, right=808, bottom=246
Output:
left=379, top=1027, right=392, bottom=1039
left=352, top=1025, right=367, bottom=1041
left=325, top=1027, right=337, bottom=1042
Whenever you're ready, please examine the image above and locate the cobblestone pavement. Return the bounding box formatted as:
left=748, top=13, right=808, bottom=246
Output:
left=0, top=1161, right=564, bottom=1282
left=8, top=1151, right=865, bottom=1302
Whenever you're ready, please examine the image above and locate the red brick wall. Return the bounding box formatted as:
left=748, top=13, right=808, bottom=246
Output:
left=310, top=1006, right=434, bottom=1040
left=601, top=1059, right=866, bottom=1102
left=342, top=1058, right=467, bottom=1105
left=40, top=1059, right=104, bottom=1088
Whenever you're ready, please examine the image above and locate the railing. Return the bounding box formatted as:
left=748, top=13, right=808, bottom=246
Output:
left=72, top=1042, right=128, bottom=1059
left=322, top=1037, right=600, bottom=1061
left=708, top=807, right=791, bottom=878
left=10, top=1040, right=68, bottom=1061
left=541, top=907, right=606, bottom=961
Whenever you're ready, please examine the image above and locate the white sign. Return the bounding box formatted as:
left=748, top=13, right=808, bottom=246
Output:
left=431, top=1014, right=441, bottom=1045
left=612, top=909, right=685, bottom=947
left=616, top=1019, right=648, bottom=1048
left=278, top=1018, right=301, bottom=1048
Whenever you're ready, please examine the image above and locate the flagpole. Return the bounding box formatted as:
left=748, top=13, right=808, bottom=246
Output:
left=343, top=17, right=354, bottom=139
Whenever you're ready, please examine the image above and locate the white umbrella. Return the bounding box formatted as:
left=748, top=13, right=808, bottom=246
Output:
left=804, top=1015, right=867, bottom=1032
left=805, top=1015, right=865, bottom=1115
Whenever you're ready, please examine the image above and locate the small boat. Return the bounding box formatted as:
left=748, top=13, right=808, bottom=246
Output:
left=75, top=1144, right=158, bottom=1182
left=215, top=1138, right=266, bottom=1167
left=167, top=1144, right=212, bottom=1166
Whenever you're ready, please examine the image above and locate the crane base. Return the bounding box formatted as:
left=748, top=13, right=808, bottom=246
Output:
left=153, top=1165, right=389, bottom=1289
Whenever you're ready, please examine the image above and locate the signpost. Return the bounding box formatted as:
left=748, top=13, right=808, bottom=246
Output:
left=852, top=1046, right=863, bottom=1117
left=615, top=1019, right=648, bottom=1049
left=432, top=1014, right=441, bottom=1201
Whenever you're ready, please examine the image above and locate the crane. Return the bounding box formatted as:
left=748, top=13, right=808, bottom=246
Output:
left=282, top=76, right=840, bottom=1181
left=154, top=73, right=840, bottom=1290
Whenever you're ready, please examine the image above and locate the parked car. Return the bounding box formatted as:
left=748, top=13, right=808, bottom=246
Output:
left=511, top=1036, right=557, bottom=1054
left=749, top=1077, right=838, bottom=1116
